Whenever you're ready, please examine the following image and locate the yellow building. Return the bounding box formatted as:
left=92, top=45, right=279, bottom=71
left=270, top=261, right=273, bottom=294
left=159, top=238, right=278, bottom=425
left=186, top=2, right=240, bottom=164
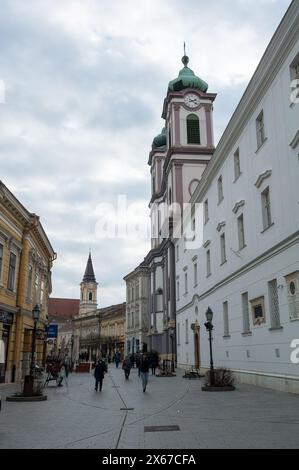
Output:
left=0, top=181, right=56, bottom=383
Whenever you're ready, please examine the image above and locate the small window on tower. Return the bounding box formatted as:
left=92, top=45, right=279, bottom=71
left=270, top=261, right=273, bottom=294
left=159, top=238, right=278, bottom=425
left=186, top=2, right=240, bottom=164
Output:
left=187, top=114, right=200, bottom=144
left=89, top=292, right=93, bottom=301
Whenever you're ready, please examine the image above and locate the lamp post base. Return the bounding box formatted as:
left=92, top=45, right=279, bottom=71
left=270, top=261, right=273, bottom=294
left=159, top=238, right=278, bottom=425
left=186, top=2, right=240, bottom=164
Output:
left=23, top=375, right=34, bottom=397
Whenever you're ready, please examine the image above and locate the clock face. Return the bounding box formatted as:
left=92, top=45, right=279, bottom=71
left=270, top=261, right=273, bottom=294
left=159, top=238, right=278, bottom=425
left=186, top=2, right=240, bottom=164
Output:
left=184, top=93, right=200, bottom=108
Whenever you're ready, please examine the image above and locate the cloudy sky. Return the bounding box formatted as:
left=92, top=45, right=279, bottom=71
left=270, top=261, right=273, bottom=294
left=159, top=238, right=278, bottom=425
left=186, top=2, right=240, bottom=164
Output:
left=0, top=0, right=291, bottom=306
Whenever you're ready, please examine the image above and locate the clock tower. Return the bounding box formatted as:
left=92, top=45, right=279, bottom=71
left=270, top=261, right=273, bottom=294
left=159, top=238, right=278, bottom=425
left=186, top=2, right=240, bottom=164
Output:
left=146, top=48, right=217, bottom=356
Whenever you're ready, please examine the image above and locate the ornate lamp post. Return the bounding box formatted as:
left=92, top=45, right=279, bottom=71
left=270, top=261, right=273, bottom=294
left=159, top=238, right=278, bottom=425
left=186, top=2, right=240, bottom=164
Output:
left=204, top=307, right=215, bottom=386
left=71, top=334, right=74, bottom=371
left=30, top=304, right=40, bottom=377
left=23, top=304, right=40, bottom=396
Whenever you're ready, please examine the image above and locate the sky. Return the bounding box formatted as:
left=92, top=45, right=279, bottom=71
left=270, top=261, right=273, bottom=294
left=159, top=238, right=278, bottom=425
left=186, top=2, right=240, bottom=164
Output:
left=0, top=0, right=292, bottom=306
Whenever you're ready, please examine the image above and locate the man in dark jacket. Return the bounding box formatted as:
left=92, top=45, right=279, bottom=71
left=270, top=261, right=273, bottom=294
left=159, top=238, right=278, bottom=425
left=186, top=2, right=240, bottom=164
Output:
left=122, top=356, right=132, bottom=380
left=94, top=357, right=107, bottom=391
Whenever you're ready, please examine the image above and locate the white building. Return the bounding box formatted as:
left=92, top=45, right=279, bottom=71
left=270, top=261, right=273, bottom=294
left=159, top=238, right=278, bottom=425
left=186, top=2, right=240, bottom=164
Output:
left=176, top=0, right=299, bottom=393
left=124, top=264, right=150, bottom=354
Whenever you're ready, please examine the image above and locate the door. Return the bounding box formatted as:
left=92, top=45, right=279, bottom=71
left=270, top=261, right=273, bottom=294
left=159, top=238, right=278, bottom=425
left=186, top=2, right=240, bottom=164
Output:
left=194, top=331, right=200, bottom=369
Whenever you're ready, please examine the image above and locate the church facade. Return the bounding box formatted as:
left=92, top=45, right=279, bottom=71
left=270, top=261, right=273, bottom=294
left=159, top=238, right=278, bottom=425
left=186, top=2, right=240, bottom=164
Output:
left=124, top=0, right=299, bottom=393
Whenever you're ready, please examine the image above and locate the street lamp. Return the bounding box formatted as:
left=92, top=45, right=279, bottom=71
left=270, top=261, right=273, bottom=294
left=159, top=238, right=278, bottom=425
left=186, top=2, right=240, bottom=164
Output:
left=204, top=307, right=215, bottom=386
left=71, top=334, right=74, bottom=371
left=30, top=304, right=40, bottom=377
left=24, top=304, right=40, bottom=396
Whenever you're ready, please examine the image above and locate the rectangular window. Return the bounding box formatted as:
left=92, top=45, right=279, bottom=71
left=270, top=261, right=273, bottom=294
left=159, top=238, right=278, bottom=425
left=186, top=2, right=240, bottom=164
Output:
left=194, top=263, right=198, bottom=286
left=176, top=245, right=179, bottom=262
left=185, top=319, right=189, bottom=344
left=268, top=279, right=281, bottom=328
left=204, top=199, right=209, bottom=224
left=234, top=148, right=241, bottom=180
left=185, top=273, right=188, bottom=294
left=206, top=250, right=211, bottom=277
left=242, top=292, right=250, bottom=333
left=7, top=252, right=16, bottom=291
left=237, top=214, right=246, bottom=249
left=256, top=110, right=266, bottom=148
left=178, top=323, right=180, bottom=346
left=217, top=176, right=223, bottom=203
left=40, top=279, right=44, bottom=306
left=220, top=233, right=226, bottom=264
left=261, top=186, right=272, bottom=230
left=223, top=301, right=229, bottom=336
left=27, top=265, right=33, bottom=299
left=34, top=273, right=39, bottom=304
left=177, top=281, right=180, bottom=301
left=0, top=243, right=3, bottom=282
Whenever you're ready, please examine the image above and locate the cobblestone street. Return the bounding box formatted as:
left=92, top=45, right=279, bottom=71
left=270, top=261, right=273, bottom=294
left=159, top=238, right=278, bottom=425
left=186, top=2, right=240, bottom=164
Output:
left=1, top=367, right=299, bottom=449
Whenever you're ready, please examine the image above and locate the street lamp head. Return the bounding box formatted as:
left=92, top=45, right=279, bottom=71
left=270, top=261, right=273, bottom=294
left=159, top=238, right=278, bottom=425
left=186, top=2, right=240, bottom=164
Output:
left=205, top=307, right=213, bottom=323
left=32, top=304, right=40, bottom=322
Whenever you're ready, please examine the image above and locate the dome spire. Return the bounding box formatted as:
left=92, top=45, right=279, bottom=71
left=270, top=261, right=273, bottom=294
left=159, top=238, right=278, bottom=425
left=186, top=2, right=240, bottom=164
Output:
left=182, top=41, right=189, bottom=67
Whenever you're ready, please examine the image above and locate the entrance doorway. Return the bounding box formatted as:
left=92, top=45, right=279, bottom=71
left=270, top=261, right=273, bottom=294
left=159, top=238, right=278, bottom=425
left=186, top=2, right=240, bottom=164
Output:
left=193, top=329, right=200, bottom=370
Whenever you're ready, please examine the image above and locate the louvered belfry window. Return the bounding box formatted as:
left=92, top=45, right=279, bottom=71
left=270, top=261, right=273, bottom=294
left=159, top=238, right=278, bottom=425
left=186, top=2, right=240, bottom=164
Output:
left=187, top=114, right=200, bottom=144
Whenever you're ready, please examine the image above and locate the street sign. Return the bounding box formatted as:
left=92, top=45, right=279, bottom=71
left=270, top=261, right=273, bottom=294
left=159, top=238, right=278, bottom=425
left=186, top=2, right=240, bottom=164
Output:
left=46, top=324, right=58, bottom=339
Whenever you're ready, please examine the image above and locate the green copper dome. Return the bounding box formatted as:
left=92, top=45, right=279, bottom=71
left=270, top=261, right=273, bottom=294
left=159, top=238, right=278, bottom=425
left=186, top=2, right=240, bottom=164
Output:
left=152, top=127, right=166, bottom=149
left=168, top=54, right=208, bottom=93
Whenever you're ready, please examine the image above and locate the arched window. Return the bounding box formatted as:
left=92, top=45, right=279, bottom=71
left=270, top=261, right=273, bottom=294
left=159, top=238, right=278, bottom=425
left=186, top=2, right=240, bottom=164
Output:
left=187, top=114, right=200, bottom=144
left=89, top=292, right=93, bottom=301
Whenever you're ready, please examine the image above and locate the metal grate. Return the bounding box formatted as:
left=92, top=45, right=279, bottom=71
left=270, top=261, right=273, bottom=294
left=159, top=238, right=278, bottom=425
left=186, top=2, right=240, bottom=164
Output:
left=144, top=425, right=180, bottom=433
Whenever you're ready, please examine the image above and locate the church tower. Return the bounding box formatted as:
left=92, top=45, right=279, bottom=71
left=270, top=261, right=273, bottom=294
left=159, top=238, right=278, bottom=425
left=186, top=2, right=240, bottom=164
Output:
left=79, top=253, right=98, bottom=316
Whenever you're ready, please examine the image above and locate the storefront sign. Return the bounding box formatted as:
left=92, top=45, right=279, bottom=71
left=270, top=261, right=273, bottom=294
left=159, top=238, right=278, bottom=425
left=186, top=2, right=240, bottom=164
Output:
left=0, top=311, right=13, bottom=325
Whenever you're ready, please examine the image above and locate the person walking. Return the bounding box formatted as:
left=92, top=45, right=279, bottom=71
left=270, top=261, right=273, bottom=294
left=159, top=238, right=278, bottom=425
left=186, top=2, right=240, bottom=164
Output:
left=135, top=353, right=141, bottom=377
left=114, top=350, right=121, bottom=368
left=122, top=356, right=132, bottom=380
left=64, top=354, right=71, bottom=378
left=139, top=353, right=150, bottom=392
left=94, top=357, right=107, bottom=392
left=150, top=352, right=159, bottom=375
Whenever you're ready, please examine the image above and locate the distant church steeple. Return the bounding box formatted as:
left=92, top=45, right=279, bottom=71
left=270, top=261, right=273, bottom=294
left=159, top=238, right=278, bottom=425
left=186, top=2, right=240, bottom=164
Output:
left=79, top=252, right=98, bottom=316
left=83, top=252, right=96, bottom=283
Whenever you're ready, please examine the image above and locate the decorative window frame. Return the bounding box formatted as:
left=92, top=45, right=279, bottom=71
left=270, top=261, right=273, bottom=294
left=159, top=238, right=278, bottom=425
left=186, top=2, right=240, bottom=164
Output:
left=232, top=200, right=245, bottom=214
left=254, top=169, right=272, bottom=189
left=216, top=221, right=226, bottom=232
left=250, top=296, right=266, bottom=326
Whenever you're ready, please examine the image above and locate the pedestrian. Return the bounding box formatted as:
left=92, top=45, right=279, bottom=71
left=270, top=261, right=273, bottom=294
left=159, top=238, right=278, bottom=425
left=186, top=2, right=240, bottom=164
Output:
left=115, top=350, right=121, bottom=368
left=139, top=353, right=150, bottom=392
left=94, top=357, right=107, bottom=392
left=135, top=353, right=141, bottom=377
left=122, top=356, right=132, bottom=380
left=150, top=352, right=159, bottom=375
left=64, top=354, right=71, bottom=378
